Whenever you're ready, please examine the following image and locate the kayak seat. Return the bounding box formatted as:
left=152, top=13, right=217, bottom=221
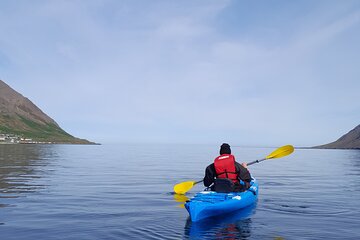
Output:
left=213, top=178, right=234, bottom=193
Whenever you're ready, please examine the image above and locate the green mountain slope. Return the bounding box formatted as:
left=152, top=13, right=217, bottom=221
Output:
left=0, top=80, right=94, bottom=144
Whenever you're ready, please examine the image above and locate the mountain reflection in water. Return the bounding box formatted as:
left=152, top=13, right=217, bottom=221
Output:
left=0, top=144, right=58, bottom=201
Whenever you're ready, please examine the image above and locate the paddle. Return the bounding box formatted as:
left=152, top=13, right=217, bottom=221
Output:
left=173, top=145, right=294, bottom=194
left=173, top=180, right=204, bottom=195
left=246, top=144, right=294, bottom=166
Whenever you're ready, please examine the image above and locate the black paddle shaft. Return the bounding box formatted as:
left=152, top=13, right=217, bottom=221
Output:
left=247, top=158, right=266, bottom=166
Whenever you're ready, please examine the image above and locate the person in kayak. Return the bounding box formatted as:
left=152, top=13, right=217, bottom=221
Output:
left=203, top=143, right=251, bottom=192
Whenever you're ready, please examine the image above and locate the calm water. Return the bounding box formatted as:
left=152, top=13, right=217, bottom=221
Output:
left=0, top=144, right=359, bottom=239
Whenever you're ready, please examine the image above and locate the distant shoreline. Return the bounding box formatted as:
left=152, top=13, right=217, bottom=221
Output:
left=294, top=146, right=360, bottom=150
left=0, top=141, right=101, bottom=145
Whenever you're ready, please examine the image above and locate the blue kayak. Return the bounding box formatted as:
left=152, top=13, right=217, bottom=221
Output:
left=184, top=179, right=258, bottom=222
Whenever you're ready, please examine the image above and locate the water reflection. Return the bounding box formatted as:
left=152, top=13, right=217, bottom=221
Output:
left=184, top=204, right=256, bottom=239
left=0, top=144, right=57, bottom=202
left=343, top=150, right=360, bottom=191
left=173, top=194, right=189, bottom=208
left=348, top=150, right=360, bottom=173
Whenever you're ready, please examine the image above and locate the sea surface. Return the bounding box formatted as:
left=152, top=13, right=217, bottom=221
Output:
left=0, top=144, right=359, bottom=239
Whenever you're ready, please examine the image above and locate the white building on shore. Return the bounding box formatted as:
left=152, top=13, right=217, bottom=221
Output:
left=0, top=134, right=20, bottom=144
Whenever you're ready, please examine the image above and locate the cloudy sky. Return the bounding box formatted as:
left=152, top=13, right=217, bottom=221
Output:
left=0, top=0, right=359, bottom=146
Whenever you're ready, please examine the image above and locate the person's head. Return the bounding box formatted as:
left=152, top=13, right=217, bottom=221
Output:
left=220, top=143, right=231, bottom=155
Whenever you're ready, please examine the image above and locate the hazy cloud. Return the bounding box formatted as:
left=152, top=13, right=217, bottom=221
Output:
left=0, top=0, right=359, bottom=146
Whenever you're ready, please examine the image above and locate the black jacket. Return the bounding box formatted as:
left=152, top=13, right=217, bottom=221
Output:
left=203, top=161, right=251, bottom=187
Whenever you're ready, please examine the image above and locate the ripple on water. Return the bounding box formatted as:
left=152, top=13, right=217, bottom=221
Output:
left=261, top=198, right=353, bottom=216
left=112, top=221, right=183, bottom=240
left=109, top=204, right=257, bottom=240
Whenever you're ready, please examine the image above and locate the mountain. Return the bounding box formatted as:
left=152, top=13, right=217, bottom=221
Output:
left=314, top=124, right=360, bottom=149
left=0, top=80, right=94, bottom=144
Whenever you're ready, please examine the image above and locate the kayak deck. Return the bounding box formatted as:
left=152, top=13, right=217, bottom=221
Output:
left=185, top=179, right=258, bottom=222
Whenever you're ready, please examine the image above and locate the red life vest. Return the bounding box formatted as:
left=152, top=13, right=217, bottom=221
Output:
left=214, top=154, right=238, bottom=183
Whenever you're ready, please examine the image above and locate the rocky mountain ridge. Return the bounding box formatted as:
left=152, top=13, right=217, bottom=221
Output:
left=314, top=124, right=360, bottom=149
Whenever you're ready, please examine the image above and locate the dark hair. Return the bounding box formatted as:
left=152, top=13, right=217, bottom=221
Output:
left=220, top=143, right=231, bottom=155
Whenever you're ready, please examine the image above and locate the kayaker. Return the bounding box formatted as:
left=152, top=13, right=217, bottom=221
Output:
left=203, top=143, right=251, bottom=192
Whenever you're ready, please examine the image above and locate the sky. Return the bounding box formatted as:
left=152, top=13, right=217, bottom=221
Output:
left=0, top=0, right=359, bottom=146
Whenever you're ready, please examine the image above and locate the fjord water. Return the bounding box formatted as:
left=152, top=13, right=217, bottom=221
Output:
left=0, top=144, right=359, bottom=239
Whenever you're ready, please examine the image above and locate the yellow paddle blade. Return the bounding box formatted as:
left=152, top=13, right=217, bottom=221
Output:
left=266, top=145, right=294, bottom=159
left=173, top=181, right=196, bottom=195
